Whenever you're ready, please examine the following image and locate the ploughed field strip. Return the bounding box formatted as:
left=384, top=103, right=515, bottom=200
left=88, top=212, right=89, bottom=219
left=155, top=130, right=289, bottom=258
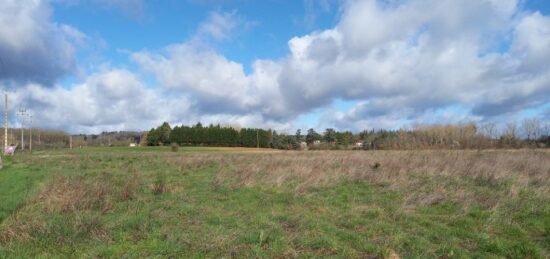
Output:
left=0, top=147, right=549, bottom=258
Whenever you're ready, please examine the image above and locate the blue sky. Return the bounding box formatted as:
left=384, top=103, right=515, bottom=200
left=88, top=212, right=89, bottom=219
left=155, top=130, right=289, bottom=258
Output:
left=52, top=0, right=340, bottom=73
left=1, top=0, right=549, bottom=133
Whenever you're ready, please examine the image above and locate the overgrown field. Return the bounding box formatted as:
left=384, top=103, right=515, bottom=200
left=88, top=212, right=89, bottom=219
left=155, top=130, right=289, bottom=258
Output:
left=0, top=147, right=549, bottom=258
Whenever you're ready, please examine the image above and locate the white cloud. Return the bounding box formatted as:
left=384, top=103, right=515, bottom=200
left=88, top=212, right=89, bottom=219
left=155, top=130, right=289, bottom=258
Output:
left=7, top=0, right=550, bottom=133
left=131, top=42, right=294, bottom=129
left=127, top=0, right=550, bottom=132
left=197, top=11, right=241, bottom=41
left=271, top=0, right=550, bottom=130
left=132, top=43, right=257, bottom=114
left=13, top=69, right=180, bottom=133
left=0, top=0, right=81, bottom=85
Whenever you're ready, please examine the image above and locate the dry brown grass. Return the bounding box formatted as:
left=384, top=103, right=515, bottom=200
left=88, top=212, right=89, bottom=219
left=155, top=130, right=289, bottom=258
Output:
left=36, top=175, right=115, bottom=213
left=0, top=210, right=48, bottom=242
left=32, top=171, right=142, bottom=213
left=202, top=146, right=281, bottom=153
left=168, top=149, right=550, bottom=207
left=0, top=173, right=140, bottom=243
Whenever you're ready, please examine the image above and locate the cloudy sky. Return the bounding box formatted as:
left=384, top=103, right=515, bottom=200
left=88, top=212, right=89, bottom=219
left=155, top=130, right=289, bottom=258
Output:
left=1, top=0, right=549, bottom=133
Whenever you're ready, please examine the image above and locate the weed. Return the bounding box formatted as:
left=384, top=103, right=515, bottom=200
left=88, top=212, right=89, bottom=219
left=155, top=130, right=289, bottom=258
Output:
left=151, top=173, right=167, bottom=195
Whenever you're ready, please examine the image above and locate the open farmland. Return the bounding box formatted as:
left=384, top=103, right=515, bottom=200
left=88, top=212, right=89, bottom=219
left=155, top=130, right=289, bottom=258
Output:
left=0, top=147, right=549, bottom=258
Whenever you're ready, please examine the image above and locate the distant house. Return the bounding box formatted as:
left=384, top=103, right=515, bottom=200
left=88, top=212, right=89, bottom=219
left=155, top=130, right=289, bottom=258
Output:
left=300, top=141, right=308, bottom=150
left=129, top=143, right=137, bottom=147
left=355, top=142, right=363, bottom=148
left=313, top=140, right=321, bottom=145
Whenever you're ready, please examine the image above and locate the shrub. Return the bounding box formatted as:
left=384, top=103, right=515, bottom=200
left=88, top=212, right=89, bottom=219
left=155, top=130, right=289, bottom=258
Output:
left=170, top=143, right=179, bottom=152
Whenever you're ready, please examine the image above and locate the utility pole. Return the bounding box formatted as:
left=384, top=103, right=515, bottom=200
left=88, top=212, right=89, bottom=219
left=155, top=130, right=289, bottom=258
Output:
left=17, top=108, right=26, bottom=151
left=70, top=135, right=73, bottom=149
left=4, top=93, right=7, bottom=154
left=29, top=114, right=32, bottom=153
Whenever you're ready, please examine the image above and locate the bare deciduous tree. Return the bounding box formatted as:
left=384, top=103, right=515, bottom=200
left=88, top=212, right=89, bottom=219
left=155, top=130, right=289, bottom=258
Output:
left=522, top=118, right=541, bottom=141
left=504, top=122, right=518, bottom=139
left=480, top=122, right=498, bottom=139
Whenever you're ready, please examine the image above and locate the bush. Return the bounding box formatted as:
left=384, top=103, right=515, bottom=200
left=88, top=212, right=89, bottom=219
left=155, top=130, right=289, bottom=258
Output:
left=170, top=143, right=179, bottom=152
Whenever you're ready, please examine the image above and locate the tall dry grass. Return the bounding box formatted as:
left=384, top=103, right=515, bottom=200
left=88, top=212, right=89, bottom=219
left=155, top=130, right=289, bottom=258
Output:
left=169, top=150, right=550, bottom=207
left=0, top=173, right=140, bottom=243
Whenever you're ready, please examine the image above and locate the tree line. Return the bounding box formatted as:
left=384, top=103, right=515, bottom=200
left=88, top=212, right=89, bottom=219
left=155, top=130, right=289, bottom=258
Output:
left=147, top=119, right=550, bottom=150
left=9, top=118, right=548, bottom=151
left=147, top=122, right=271, bottom=148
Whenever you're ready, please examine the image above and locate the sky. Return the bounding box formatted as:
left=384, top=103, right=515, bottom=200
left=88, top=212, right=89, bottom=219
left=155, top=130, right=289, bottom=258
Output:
left=0, top=0, right=549, bottom=134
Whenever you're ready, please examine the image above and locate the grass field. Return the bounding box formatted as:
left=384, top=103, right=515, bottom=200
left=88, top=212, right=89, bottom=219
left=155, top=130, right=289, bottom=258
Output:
left=0, top=147, right=549, bottom=258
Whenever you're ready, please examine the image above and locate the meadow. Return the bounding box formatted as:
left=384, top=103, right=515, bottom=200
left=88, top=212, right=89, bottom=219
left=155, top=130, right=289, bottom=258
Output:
left=0, top=147, right=549, bottom=258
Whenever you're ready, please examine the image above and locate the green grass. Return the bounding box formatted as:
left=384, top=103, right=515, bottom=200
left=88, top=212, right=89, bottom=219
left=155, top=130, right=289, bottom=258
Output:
left=0, top=156, right=47, bottom=222
left=68, top=146, right=224, bottom=153
left=0, top=148, right=548, bottom=258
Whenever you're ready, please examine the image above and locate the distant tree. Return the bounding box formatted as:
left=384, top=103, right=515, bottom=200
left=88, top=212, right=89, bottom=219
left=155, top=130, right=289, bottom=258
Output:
left=480, top=123, right=498, bottom=139
left=323, top=128, right=336, bottom=144
left=295, top=129, right=303, bottom=142
left=158, top=122, right=172, bottom=145
left=286, top=135, right=300, bottom=150
left=305, top=128, right=321, bottom=145
left=140, top=132, right=148, bottom=146
left=147, top=128, right=159, bottom=146
left=336, top=131, right=353, bottom=146
left=544, top=121, right=550, bottom=137
left=500, top=122, right=520, bottom=148
left=271, top=132, right=299, bottom=150
left=271, top=131, right=279, bottom=148
left=522, top=118, right=542, bottom=141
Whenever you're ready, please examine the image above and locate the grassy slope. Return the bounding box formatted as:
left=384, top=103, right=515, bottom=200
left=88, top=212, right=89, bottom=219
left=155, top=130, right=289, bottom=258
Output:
left=0, top=147, right=548, bottom=258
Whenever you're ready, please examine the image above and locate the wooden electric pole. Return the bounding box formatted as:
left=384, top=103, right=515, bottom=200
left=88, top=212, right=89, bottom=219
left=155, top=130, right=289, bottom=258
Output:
left=17, top=108, right=26, bottom=151
left=29, top=114, right=32, bottom=153
left=4, top=93, right=7, bottom=154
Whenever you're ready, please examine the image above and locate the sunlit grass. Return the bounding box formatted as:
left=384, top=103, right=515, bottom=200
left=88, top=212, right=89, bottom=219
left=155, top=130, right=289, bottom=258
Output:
left=0, top=148, right=548, bottom=258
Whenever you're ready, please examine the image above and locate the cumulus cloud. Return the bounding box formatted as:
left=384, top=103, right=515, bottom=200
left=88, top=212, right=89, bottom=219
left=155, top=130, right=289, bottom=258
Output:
left=0, top=0, right=81, bottom=85
left=271, top=0, right=550, bottom=130
left=132, top=43, right=257, bottom=114
left=127, top=0, right=550, bottom=132
left=12, top=65, right=285, bottom=133
left=131, top=42, right=292, bottom=129
left=13, top=69, right=179, bottom=133
left=8, top=0, right=550, bottom=133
